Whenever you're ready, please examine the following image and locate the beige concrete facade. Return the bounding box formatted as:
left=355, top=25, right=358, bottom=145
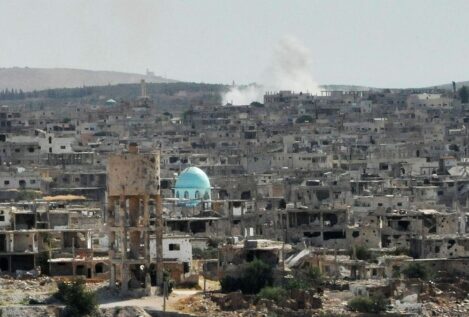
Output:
left=106, top=144, right=163, bottom=295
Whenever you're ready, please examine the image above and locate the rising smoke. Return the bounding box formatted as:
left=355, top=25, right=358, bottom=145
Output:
left=222, top=36, right=320, bottom=105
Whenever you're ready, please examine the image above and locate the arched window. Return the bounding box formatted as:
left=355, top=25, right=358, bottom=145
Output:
left=195, top=191, right=200, bottom=199
left=184, top=191, right=189, bottom=199
left=203, top=191, right=210, bottom=200
left=176, top=191, right=180, bottom=198
left=95, top=262, right=105, bottom=274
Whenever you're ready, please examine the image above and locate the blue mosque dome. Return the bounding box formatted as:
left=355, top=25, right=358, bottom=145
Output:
left=175, top=167, right=211, bottom=189
left=174, top=167, right=211, bottom=206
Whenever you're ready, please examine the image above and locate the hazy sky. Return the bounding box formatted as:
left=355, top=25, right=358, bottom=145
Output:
left=1, top=0, right=468, bottom=88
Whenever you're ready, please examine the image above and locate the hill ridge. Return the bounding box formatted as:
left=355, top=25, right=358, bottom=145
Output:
left=0, top=67, right=175, bottom=92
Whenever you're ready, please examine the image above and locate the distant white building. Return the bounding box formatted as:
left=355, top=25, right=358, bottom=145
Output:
left=150, top=235, right=193, bottom=264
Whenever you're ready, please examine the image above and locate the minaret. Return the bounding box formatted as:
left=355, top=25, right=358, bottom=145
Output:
left=140, top=79, right=147, bottom=99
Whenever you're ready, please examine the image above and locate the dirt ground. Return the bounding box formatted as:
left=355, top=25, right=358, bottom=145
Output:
left=98, top=276, right=216, bottom=311
left=0, top=274, right=206, bottom=313
left=1, top=274, right=467, bottom=317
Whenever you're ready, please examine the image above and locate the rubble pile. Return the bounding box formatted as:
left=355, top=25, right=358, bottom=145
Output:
left=319, top=290, right=351, bottom=315
left=8, top=275, right=53, bottom=289
left=0, top=306, right=60, bottom=317
left=210, top=291, right=250, bottom=311
left=173, top=293, right=225, bottom=316
left=420, top=279, right=469, bottom=317
left=422, top=299, right=469, bottom=317
left=255, top=299, right=322, bottom=317
left=175, top=291, right=327, bottom=317
left=101, top=306, right=152, bottom=317
left=0, top=275, right=56, bottom=305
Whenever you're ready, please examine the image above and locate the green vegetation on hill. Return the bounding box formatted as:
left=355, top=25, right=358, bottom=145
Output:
left=0, top=82, right=229, bottom=105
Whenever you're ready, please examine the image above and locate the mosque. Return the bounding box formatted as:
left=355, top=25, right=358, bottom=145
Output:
left=174, top=166, right=211, bottom=207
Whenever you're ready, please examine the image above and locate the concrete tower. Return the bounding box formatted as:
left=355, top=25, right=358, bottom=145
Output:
left=140, top=79, right=147, bottom=99
left=106, top=143, right=163, bottom=295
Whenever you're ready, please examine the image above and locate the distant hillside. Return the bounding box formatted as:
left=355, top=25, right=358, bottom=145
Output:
left=0, top=82, right=229, bottom=112
left=321, top=82, right=469, bottom=92
left=0, top=67, right=176, bottom=91
left=320, top=84, right=375, bottom=91
left=432, top=81, right=469, bottom=91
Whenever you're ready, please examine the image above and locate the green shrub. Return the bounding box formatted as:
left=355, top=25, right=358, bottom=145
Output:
left=286, top=267, right=323, bottom=290
left=348, top=296, right=374, bottom=313
left=285, top=277, right=309, bottom=290
left=192, top=247, right=218, bottom=259
left=241, top=258, right=273, bottom=294
left=391, top=247, right=411, bottom=256
left=307, top=267, right=323, bottom=284
left=16, top=190, right=42, bottom=201
left=348, top=294, right=387, bottom=313
left=401, top=262, right=430, bottom=280
left=350, top=246, right=373, bottom=261
left=258, top=286, right=287, bottom=302
left=55, top=278, right=98, bottom=317
left=220, top=276, right=243, bottom=293
left=207, top=238, right=223, bottom=248
left=221, top=258, right=273, bottom=294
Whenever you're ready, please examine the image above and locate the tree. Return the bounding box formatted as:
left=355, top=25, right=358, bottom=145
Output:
left=220, top=275, right=243, bottom=293
left=55, top=278, right=98, bottom=317
left=220, top=258, right=273, bottom=294
left=241, top=258, right=273, bottom=294
left=296, top=115, right=314, bottom=123
left=250, top=101, right=264, bottom=107
left=402, top=262, right=430, bottom=280
left=350, top=246, right=373, bottom=261
left=459, top=86, right=469, bottom=103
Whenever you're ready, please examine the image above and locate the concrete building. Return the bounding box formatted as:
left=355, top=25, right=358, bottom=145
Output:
left=106, top=143, right=163, bottom=295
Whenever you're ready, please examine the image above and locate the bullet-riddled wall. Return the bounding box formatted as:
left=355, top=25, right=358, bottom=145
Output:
left=107, top=149, right=160, bottom=196
left=106, top=144, right=163, bottom=295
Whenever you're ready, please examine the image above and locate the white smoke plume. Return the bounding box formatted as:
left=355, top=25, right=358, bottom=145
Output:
left=222, top=36, right=320, bottom=105
left=222, top=84, right=264, bottom=105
